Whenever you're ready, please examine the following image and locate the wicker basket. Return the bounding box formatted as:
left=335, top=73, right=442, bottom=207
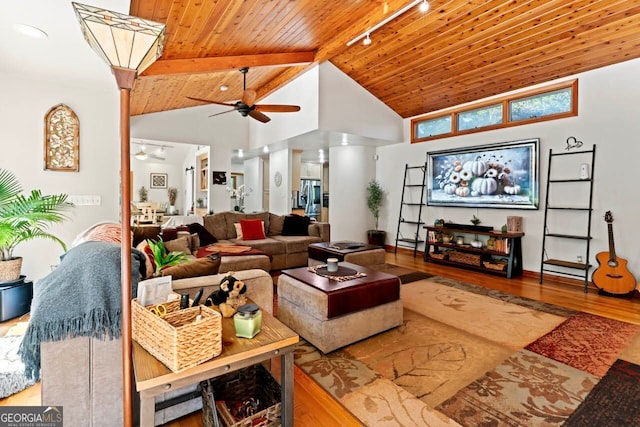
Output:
left=429, top=252, right=448, bottom=260
left=448, top=251, right=482, bottom=266
left=483, top=260, right=508, bottom=271
left=201, top=364, right=282, bottom=427
left=131, top=298, right=222, bottom=372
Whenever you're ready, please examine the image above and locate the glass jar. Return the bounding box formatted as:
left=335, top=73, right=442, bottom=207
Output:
left=233, top=303, right=262, bottom=338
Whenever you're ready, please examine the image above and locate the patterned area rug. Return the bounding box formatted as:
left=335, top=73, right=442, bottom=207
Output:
left=292, top=277, right=640, bottom=426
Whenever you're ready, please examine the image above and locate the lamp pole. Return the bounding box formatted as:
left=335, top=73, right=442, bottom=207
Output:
left=114, top=67, right=137, bottom=426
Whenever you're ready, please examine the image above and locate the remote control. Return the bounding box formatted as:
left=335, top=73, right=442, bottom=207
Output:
left=191, top=288, right=204, bottom=307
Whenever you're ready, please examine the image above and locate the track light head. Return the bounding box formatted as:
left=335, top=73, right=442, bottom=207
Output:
left=363, top=33, right=372, bottom=46
left=419, top=0, right=430, bottom=13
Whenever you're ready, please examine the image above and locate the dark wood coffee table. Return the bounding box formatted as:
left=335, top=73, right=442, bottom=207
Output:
left=308, top=241, right=386, bottom=267
left=277, top=262, right=403, bottom=353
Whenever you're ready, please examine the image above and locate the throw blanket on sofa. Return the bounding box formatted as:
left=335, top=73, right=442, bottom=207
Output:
left=195, top=243, right=273, bottom=260
left=19, top=241, right=145, bottom=380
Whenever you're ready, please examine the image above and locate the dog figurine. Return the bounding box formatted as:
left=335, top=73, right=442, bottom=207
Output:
left=205, top=272, right=247, bottom=317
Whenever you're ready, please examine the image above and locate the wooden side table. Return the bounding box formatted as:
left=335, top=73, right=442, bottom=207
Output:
left=133, top=305, right=298, bottom=426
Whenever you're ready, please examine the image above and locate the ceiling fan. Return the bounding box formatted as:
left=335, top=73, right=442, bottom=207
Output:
left=133, top=144, right=166, bottom=161
left=187, top=67, right=301, bottom=123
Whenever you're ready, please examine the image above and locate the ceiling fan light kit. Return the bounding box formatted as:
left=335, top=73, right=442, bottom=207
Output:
left=347, top=0, right=429, bottom=47
left=187, top=67, right=301, bottom=123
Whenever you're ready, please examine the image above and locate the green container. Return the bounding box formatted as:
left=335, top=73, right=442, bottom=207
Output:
left=233, top=303, right=262, bottom=338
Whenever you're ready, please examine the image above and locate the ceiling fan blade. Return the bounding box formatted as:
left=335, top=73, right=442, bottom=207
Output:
left=249, top=110, right=271, bottom=123
left=208, top=109, right=236, bottom=118
left=254, top=104, right=301, bottom=113
left=148, top=154, right=165, bottom=161
left=242, top=89, right=257, bottom=107
left=187, top=96, right=236, bottom=108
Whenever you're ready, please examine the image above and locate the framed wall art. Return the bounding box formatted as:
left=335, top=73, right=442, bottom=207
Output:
left=426, top=138, right=539, bottom=209
left=212, top=171, right=227, bottom=185
left=150, top=173, right=168, bottom=189
left=44, top=104, right=80, bottom=171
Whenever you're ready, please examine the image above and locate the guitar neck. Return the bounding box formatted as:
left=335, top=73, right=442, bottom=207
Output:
left=608, top=223, right=617, bottom=261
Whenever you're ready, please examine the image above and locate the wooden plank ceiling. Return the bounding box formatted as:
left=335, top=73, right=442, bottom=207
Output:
left=129, top=0, right=640, bottom=118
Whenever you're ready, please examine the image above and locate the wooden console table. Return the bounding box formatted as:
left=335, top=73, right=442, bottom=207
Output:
left=423, top=226, right=524, bottom=279
left=133, top=305, right=298, bottom=426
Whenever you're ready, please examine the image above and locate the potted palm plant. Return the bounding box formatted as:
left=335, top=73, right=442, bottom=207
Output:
left=167, top=187, right=178, bottom=214
left=366, top=179, right=385, bottom=246
left=0, top=169, right=71, bottom=282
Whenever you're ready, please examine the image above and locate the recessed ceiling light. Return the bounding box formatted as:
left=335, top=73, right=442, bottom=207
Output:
left=13, top=23, right=48, bottom=39
left=220, top=85, right=229, bottom=92
left=263, top=146, right=269, bottom=153
left=238, top=149, right=244, bottom=158
left=341, top=141, right=348, bottom=146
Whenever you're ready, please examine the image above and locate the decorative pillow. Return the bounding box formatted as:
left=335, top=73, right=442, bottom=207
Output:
left=240, top=219, right=266, bottom=241
left=282, top=214, right=311, bottom=236
left=234, top=223, right=243, bottom=240
left=164, top=236, right=191, bottom=254
left=79, top=223, right=124, bottom=244
left=161, top=254, right=221, bottom=280
left=268, top=213, right=285, bottom=236
left=135, top=240, right=156, bottom=278
left=188, top=223, right=218, bottom=246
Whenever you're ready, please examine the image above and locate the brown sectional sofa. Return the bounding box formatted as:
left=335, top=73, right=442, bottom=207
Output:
left=202, top=211, right=331, bottom=270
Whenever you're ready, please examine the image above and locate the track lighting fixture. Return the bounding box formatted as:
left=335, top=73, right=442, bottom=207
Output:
left=347, top=0, right=430, bottom=47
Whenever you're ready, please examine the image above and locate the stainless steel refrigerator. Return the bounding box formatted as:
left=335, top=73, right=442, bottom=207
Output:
left=299, top=179, right=321, bottom=219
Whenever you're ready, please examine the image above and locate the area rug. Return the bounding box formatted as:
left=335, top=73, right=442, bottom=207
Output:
left=292, top=276, right=640, bottom=427
left=370, top=263, right=434, bottom=284
left=0, top=334, right=36, bottom=398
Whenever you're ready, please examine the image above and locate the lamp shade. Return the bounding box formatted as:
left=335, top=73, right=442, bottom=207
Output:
left=72, top=2, right=165, bottom=74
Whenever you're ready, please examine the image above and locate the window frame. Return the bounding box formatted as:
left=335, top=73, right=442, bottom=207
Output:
left=411, top=79, right=578, bottom=143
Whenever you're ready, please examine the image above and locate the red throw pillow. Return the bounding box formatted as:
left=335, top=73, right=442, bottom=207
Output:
left=240, top=219, right=266, bottom=241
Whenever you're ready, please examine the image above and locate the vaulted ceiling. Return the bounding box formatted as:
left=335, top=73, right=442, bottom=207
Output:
left=129, top=0, right=640, bottom=118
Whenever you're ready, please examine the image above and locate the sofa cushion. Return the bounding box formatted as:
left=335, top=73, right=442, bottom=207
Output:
left=164, top=236, right=191, bottom=254
left=282, top=214, right=311, bottom=236
left=240, top=219, right=267, bottom=240
left=161, top=254, right=221, bottom=280
left=188, top=223, right=217, bottom=246
left=272, top=235, right=323, bottom=253
left=135, top=240, right=156, bottom=278
left=268, top=213, right=285, bottom=236
left=203, top=213, right=229, bottom=241
left=229, top=237, right=286, bottom=255
left=225, top=212, right=270, bottom=238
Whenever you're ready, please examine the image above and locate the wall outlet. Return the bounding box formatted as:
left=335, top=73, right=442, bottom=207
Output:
left=68, top=195, right=102, bottom=206
left=577, top=255, right=583, bottom=263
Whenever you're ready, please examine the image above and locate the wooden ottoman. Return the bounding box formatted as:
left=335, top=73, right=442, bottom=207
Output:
left=277, top=262, right=403, bottom=353
left=308, top=241, right=386, bottom=268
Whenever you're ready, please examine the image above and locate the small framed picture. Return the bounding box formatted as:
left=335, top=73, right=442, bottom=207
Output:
left=212, top=171, right=227, bottom=185
left=150, top=173, right=168, bottom=189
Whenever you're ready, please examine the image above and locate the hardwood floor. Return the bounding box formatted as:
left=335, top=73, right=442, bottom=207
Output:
left=2, top=250, right=639, bottom=426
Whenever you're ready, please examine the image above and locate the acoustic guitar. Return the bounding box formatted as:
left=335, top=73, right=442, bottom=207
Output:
left=591, top=211, right=636, bottom=294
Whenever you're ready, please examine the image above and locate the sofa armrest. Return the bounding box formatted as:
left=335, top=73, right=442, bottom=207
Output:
left=309, top=222, right=330, bottom=242
left=171, top=269, right=274, bottom=314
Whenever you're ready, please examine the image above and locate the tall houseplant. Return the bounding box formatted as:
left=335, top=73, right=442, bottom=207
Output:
left=0, top=169, right=71, bottom=281
left=167, top=187, right=178, bottom=214
left=366, top=179, right=385, bottom=246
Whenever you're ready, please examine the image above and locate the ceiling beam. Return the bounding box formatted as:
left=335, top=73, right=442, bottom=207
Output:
left=140, top=51, right=317, bottom=76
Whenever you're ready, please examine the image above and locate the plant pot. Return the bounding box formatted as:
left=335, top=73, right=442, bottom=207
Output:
left=168, top=205, right=176, bottom=214
left=367, top=230, right=386, bottom=247
left=0, top=257, right=23, bottom=282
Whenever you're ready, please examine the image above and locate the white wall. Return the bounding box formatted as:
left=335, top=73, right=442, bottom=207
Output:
left=249, top=67, right=320, bottom=149
left=319, top=62, right=403, bottom=142
left=329, top=145, right=377, bottom=242
left=243, top=157, right=263, bottom=213
left=268, top=149, right=291, bottom=215
left=210, top=145, right=232, bottom=213
left=0, top=74, right=120, bottom=281
left=376, top=58, right=640, bottom=277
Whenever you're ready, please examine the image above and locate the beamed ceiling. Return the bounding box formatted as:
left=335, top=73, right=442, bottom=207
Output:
left=129, top=0, right=640, bottom=118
